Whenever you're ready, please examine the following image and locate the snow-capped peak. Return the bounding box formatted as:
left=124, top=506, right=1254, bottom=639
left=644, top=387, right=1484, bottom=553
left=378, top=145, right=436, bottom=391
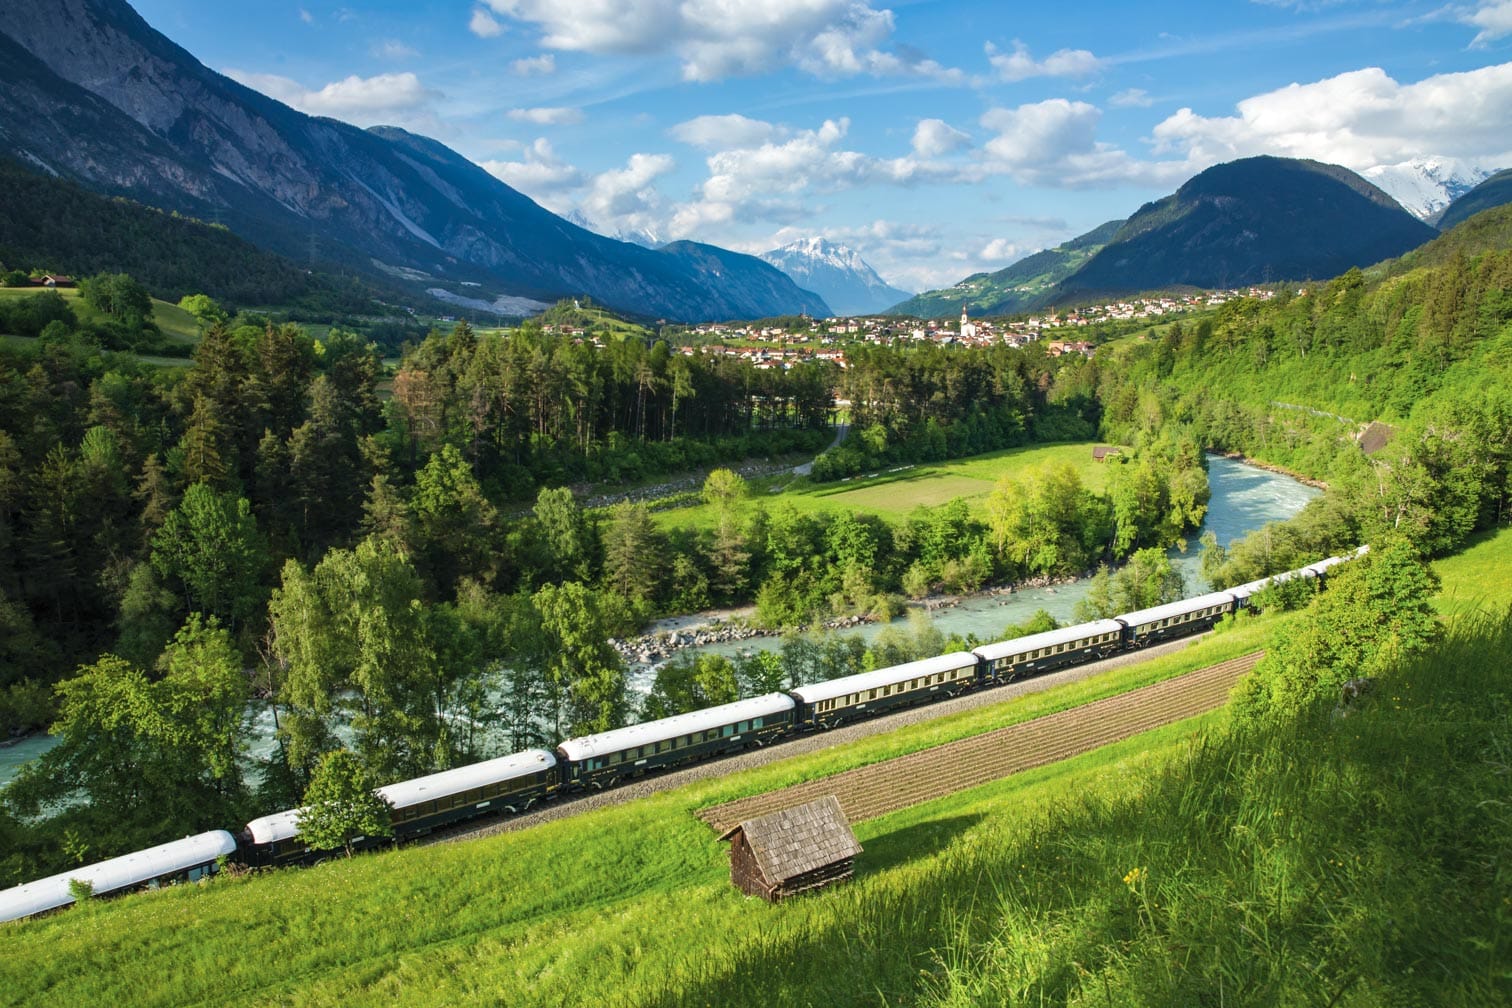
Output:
left=1363, top=157, right=1497, bottom=221
left=759, top=237, right=914, bottom=316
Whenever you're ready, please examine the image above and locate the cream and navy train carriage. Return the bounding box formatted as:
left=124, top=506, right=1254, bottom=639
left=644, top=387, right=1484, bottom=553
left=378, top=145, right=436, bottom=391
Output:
left=2, top=551, right=1369, bottom=920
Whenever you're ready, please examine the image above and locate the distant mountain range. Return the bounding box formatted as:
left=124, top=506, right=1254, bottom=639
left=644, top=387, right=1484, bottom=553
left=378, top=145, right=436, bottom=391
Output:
left=758, top=238, right=912, bottom=316
left=0, top=0, right=824, bottom=322
left=888, top=221, right=1123, bottom=319
left=900, top=157, right=1440, bottom=316
left=1363, top=157, right=1496, bottom=222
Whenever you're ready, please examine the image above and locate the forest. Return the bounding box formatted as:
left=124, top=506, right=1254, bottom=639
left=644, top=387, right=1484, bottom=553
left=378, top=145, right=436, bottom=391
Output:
left=3, top=205, right=1511, bottom=884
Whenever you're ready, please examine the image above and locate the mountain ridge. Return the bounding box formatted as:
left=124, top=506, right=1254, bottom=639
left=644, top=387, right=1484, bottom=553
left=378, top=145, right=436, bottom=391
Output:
left=758, top=238, right=910, bottom=316
left=0, top=0, right=819, bottom=322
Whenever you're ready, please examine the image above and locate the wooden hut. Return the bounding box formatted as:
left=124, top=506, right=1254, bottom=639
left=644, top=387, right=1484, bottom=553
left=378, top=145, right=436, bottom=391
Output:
left=718, top=795, right=862, bottom=902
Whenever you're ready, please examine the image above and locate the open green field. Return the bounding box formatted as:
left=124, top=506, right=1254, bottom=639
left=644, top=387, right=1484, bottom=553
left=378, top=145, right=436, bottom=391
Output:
left=661, top=440, right=1119, bottom=531
left=1432, top=525, right=1512, bottom=616
left=0, top=286, right=200, bottom=345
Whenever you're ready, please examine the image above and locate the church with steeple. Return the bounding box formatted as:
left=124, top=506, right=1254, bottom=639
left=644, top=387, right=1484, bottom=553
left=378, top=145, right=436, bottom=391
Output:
left=959, top=305, right=977, bottom=341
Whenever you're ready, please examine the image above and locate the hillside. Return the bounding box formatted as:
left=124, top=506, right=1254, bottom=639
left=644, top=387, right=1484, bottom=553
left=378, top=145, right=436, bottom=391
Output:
left=890, top=219, right=1122, bottom=318
left=0, top=0, right=819, bottom=322
left=1435, top=168, right=1512, bottom=231
left=1047, top=157, right=1436, bottom=301
left=0, top=157, right=393, bottom=315
left=0, top=561, right=1506, bottom=1006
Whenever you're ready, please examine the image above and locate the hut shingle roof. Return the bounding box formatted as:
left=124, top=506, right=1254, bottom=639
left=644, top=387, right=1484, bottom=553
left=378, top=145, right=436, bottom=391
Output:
left=718, top=795, right=861, bottom=884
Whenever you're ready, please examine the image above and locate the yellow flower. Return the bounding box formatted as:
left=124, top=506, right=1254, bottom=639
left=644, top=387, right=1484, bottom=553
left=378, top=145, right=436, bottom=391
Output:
left=1122, top=866, right=1146, bottom=889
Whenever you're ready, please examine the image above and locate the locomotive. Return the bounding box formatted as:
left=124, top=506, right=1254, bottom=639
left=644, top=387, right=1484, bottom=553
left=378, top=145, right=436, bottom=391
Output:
left=0, top=549, right=1363, bottom=922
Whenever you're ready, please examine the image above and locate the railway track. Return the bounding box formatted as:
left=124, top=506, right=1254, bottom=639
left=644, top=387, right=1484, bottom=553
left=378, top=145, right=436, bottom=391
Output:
left=438, top=636, right=1243, bottom=845
left=696, top=651, right=1262, bottom=834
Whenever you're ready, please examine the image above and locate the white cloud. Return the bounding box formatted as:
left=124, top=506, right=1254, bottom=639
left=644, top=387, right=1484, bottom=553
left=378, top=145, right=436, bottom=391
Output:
left=225, top=70, right=440, bottom=125
left=579, top=153, right=676, bottom=236
left=481, top=138, right=585, bottom=199
left=508, top=106, right=585, bottom=125
left=1465, top=1, right=1512, bottom=46
left=980, top=238, right=1029, bottom=261
left=373, top=39, right=419, bottom=60
left=987, top=40, right=1105, bottom=82
left=470, top=8, right=505, bottom=38
left=512, top=53, right=556, bottom=75
left=979, top=99, right=1182, bottom=188
left=1150, top=63, right=1512, bottom=171
left=1110, top=88, right=1153, bottom=108
left=912, top=118, right=970, bottom=158
left=670, top=114, right=782, bottom=150
left=481, top=0, right=958, bottom=82
left=299, top=8, right=314, bottom=24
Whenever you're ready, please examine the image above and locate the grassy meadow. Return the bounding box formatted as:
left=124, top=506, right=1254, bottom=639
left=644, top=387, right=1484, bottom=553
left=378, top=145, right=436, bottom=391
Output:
left=0, top=285, right=201, bottom=345
left=2, top=515, right=1507, bottom=1006
left=661, top=440, right=1118, bottom=531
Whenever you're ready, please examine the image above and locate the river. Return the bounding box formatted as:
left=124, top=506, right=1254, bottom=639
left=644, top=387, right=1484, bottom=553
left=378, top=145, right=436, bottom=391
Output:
left=626, top=454, right=1320, bottom=683
left=0, top=455, right=1318, bottom=789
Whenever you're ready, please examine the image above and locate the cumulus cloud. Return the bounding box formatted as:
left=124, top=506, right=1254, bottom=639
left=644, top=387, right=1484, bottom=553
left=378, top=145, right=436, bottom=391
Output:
left=912, top=118, right=971, bottom=158
left=1150, top=62, right=1512, bottom=171
left=579, top=153, right=676, bottom=235
left=225, top=70, right=440, bottom=125
left=980, top=238, right=1029, bottom=261
left=481, top=0, right=958, bottom=81
left=979, top=99, right=1182, bottom=188
left=508, top=106, right=585, bottom=125
left=1465, top=1, right=1512, bottom=46
left=987, top=40, right=1105, bottom=82
left=481, top=138, right=585, bottom=200
left=470, top=8, right=505, bottom=38
left=670, top=113, right=782, bottom=150
left=512, top=53, right=556, bottom=75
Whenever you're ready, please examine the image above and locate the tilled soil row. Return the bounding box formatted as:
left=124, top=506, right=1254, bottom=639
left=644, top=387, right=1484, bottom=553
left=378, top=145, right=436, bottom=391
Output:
left=696, top=651, right=1262, bottom=834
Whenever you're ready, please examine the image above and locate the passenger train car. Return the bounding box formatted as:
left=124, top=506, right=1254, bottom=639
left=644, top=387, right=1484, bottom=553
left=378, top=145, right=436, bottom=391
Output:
left=0, top=549, right=1367, bottom=922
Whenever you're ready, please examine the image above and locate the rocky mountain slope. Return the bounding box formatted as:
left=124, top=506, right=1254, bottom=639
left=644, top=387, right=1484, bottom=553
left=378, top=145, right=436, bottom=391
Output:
left=0, top=0, right=818, bottom=322
left=758, top=238, right=910, bottom=316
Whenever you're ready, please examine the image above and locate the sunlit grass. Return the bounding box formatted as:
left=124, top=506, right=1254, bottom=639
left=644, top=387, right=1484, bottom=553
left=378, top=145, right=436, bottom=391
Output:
left=1433, top=525, right=1512, bottom=617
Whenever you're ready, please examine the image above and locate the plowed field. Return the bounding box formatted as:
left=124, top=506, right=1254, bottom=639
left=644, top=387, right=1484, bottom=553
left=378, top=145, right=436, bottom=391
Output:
left=697, top=651, right=1262, bottom=833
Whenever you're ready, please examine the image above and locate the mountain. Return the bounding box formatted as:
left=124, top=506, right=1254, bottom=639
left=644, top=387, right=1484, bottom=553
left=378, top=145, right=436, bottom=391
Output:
left=1433, top=168, right=1512, bottom=232
left=0, top=0, right=817, bottom=322
left=656, top=241, right=832, bottom=318
left=889, top=220, right=1122, bottom=319
left=1363, top=157, right=1496, bottom=222
left=757, top=238, right=910, bottom=316
left=1044, top=156, right=1438, bottom=303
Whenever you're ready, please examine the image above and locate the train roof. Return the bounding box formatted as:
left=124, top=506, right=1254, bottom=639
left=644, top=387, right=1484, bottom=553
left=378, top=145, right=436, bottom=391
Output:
left=1116, top=591, right=1238, bottom=629
left=558, top=692, right=796, bottom=762
left=788, top=651, right=979, bottom=705
left=0, top=829, right=237, bottom=924
left=245, top=749, right=560, bottom=845
left=379, top=748, right=557, bottom=811
left=973, top=619, right=1125, bottom=663
left=1304, top=554, right=1351, bottom=576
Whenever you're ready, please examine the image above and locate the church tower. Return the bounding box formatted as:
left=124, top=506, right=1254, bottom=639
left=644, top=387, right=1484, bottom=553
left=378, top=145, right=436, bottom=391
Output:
left=959, top=305, right=977, bottom=341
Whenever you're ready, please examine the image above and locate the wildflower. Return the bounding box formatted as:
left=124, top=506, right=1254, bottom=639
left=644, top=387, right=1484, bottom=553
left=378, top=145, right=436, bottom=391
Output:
left=1122, top=866, right=1145, bottom=890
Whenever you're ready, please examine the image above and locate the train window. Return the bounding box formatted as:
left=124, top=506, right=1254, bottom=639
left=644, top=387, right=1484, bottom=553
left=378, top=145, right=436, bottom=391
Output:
left=722, top=725, right=735, bottom=737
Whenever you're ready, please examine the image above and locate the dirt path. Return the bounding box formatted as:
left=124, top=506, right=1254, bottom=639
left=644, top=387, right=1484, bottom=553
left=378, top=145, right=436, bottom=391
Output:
left=696, top=651, right=1262, bottom=833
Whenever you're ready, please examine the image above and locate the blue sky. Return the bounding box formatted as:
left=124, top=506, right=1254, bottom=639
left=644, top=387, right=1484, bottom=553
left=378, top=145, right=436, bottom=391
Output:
left=130, top=0, right=1512, bottom=291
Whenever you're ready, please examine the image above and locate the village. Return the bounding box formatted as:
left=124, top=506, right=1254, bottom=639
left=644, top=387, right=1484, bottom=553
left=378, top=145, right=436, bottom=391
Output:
left=544, top=286, right=1280, bottom=370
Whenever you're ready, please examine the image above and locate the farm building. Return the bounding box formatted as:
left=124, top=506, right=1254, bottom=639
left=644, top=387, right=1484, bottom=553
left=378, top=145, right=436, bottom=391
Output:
left=718, top=795, right=862, bottom=902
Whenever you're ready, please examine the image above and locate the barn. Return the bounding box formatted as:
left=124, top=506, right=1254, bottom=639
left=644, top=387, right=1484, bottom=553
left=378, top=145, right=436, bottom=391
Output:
left=717, top=795, right=862, bottom=902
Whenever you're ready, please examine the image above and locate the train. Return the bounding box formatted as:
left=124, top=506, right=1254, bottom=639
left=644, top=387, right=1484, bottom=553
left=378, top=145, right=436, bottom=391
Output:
left=0, top=548, right=1365, bottom=923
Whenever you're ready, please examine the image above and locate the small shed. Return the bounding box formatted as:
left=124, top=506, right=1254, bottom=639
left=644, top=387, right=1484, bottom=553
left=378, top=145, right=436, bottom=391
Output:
left=718, top=795, right=862, bottom=902
left=1092, top=445, right=1122, bottom=462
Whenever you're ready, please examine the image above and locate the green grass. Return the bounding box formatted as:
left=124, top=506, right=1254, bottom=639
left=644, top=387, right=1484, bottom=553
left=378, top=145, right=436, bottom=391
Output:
left=661, top=440, right=1119, bottom=531
left=0, top=286, right=200, bottom=346
left=1433, top=525, right=1512, bottom=617
left=3, top=542, right=1506, bottom=1006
